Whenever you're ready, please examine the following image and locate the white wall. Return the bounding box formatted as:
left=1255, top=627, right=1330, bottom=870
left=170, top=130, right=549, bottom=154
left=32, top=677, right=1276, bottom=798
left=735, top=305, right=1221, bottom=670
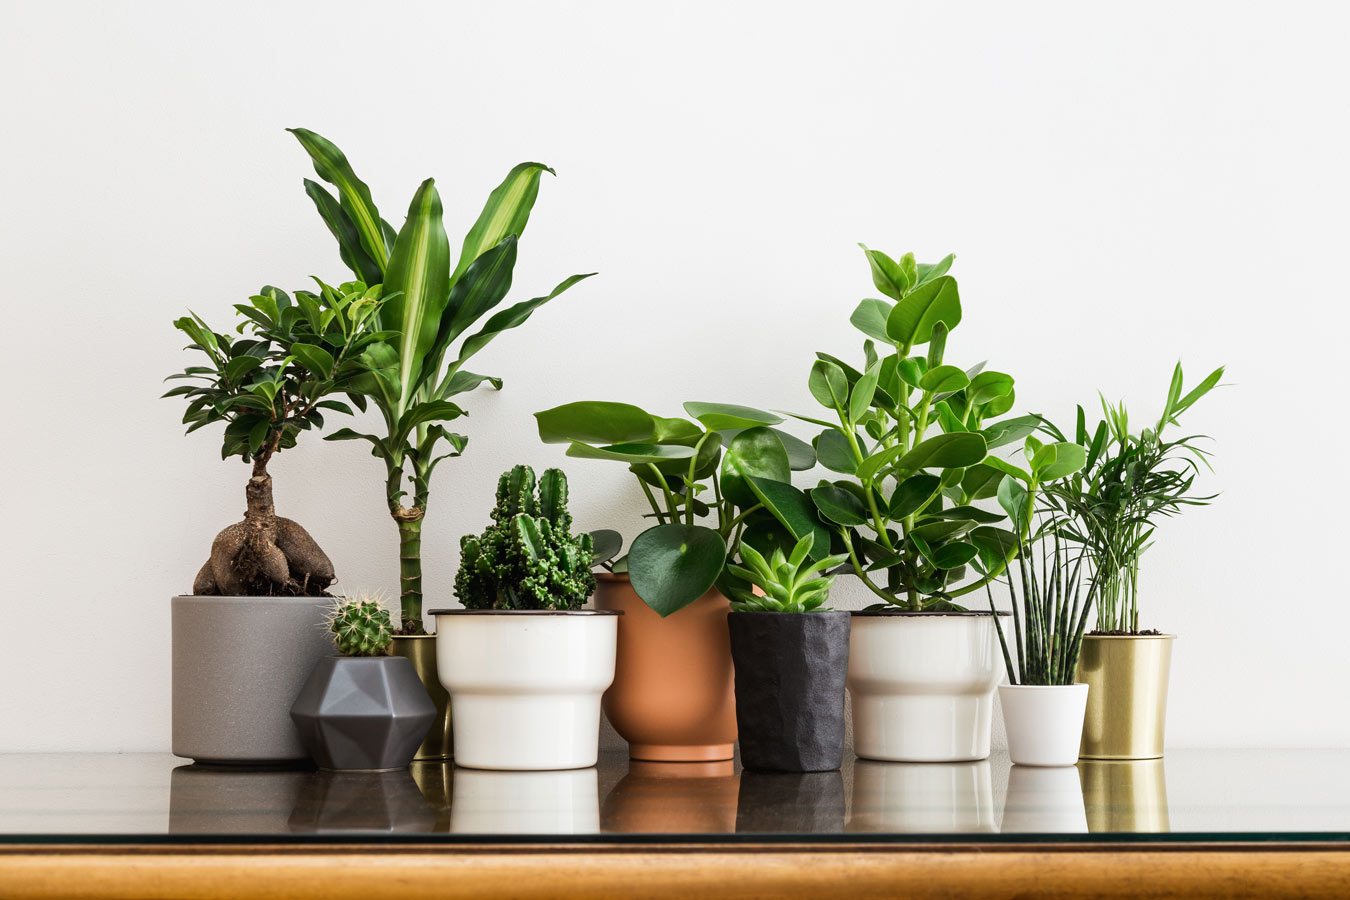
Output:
left=2, top=0, right=1346, bottom=753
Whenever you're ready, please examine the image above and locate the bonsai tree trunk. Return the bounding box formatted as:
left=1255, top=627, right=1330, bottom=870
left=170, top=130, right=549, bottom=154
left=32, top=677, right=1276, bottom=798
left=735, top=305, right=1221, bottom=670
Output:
left=192, top=441, right=335, bottom=597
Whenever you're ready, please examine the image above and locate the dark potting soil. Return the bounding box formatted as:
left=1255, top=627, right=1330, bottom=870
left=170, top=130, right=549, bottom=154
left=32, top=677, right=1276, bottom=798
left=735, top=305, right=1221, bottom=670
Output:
left=1090, top=629, right=1164, bottom=636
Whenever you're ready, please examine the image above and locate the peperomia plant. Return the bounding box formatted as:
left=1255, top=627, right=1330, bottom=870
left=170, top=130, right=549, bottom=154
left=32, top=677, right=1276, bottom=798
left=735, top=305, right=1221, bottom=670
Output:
left=727, top=534, right=848, bottom=613
left=533, top=401, right=818, bottom=616
left=289, top=128, right=593, bottom=633
left=455, top=465, right=596, bottom=611
left=165, top=282, right=387, bottom=597
left=753, top=246, right=1083, bottom=611
left=1041, top=363, right=1223, bottom=633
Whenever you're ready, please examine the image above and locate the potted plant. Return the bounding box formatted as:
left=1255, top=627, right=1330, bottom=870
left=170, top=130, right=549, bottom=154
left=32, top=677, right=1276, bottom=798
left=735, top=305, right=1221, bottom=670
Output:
left=725, top=534, right=850, bottom=772
left=165, top=282, right=386, bottom=764
left=754, top=246, right=1078, bottom=762
left=1043, top=363, right=1223, bottom=759
left=430, top=465, right=619, bottom=770
left=533, top=400, right=815, bottom=761
left=988, top=525, right=1096, bottom=767
left=290, top=594, right=437, bottom=772
left=290, top=127, right=593, bottom=760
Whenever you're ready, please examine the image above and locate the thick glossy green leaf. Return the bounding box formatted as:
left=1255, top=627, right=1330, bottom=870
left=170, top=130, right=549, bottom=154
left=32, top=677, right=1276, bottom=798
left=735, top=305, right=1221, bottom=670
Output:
left=854, top=444, right=907, bottom=484
left=769, top=429, right=816, bottom=470
left=919, top=364, right=969, bottom=394
left=380, top=179, right=451, bottom=410
left=850, top=298, right=895, bottom=343
left=812, top=483, right=868, bottom=526
left=913, top=254, right=955, bottom=287
left=859, top=243, right=909, bottom=300
left=886, top=275, right=961, bottom=347
left=960, top=463, right=1005, bottom=500
left=534, top=401, right=656, bottom=445
left=744, top=476, right=831, bottom=561
left=566, top=441, right=695, bottom=464
left=589, top=529, right=623, bottom=565
left=683, top=402, right=782, bottom=431
left=722, top=428, right=791, bottom=508
left=968, top=371, right=1014, bottom=405
left=289, top=127, right=389, bottom=271
left=981, top=454, right=1032, bottom=483
left=890, top=473, right=941, bottom=518
left=652, top=416, right=703, bottom=443
left=453, top=272, right=595, bottom=371
left=849, top=360, right=882, bottom=424
left=997, top=474, right=1029, bottom=528
left=394, top=400, right=466, bottom=446
left=814, top=428, right=857, bottom=474
left=224, top=356, right=263, bottom=383
left=910, top=518, right=977, bottom=542
left=982, top=414, right=1040, bottom=449
left=923, top=504, right=1005, bottom=524
left=1038, top=441, right=1087, bottom=480
left=931, top=540, right=979, bottom=569
left=289, top=343, right=334, bottom=380
left=808, top=359, right=849, bottom=412
left=441, top=370, right=502, bottom=395
left=451, top=162, right=553, bottom=287
left=302, top=179, right=383, bottom=284
left=628, top=524, right=727, bottom=617
left=895, top=432, right=987, bottom=472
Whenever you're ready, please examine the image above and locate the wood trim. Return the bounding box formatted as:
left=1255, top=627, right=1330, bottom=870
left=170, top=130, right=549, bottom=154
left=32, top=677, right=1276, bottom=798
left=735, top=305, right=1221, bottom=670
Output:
left=1, top=844, right=1349, bottom=900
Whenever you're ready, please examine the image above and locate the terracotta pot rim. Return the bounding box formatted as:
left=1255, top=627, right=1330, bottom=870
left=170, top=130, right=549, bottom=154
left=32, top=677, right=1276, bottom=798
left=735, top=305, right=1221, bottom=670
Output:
left=427, top=608, right=622, bottom=616
left=594, top=572, right=630, bottom=583
left=1083, top=632, right=1177, bottom=640
left=850, top=609, right=1010, bottom=617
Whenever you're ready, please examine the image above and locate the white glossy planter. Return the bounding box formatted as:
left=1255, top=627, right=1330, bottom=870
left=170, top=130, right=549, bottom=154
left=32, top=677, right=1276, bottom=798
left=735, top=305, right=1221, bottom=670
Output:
left=999, top=683, right=1090, bottom=767
left=431, top=610, right=619, bottom=771
left=847, top=612, right=1006, bottom=762
left=1000, top=764, right=1088, bottom=833
left=450, top=768, right=600, bottom=834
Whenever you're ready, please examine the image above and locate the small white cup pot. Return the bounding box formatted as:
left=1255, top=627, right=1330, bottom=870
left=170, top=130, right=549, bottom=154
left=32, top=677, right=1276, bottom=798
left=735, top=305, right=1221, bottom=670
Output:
left=431, top=610, right=619, bottom=771
left=998, top=683, right=1090, bottom=767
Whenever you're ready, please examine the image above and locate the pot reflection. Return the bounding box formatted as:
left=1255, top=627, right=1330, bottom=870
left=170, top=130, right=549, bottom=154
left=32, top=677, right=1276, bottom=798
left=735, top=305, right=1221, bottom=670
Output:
left=288, top=770, right=436, bottom=833
left=601, top=760, right=739, bottom=833
left=410, top=760, right=454, bottom=832
left=1000, top=765, right=1087, bottom=833
left=1078, top=758, right=1170, bottom=832
left=736, top=771, right=845, bottom=834
left=451, top=767, right=600, bottom=834
left=169, top=764, right=311, bottom=834
left=847, top=760, right=997, bottom=833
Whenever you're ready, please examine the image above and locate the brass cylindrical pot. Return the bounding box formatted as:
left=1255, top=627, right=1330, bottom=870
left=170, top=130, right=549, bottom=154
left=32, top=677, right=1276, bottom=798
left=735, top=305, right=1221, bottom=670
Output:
left=1078, top=758, right=1170, bottom=833
left=1076, top=634, right=1174, bottom=760
left=391, top=634, right=452, bottom=760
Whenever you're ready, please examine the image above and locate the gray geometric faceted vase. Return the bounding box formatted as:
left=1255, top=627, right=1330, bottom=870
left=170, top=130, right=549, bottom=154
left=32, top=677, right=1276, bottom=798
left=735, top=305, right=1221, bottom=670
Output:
left=290, top=656, right=436, bottom=772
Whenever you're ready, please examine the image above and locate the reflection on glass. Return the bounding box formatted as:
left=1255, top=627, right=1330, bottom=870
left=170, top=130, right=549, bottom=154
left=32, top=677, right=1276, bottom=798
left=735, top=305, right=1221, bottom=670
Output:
left=1078, top=758, right=1170, bottom=833
left=736, top=771, right=845, bottom=834
left=601, top=760, right=739, bottom=833
left=169, top=764, right=311, bottom=834
left=1000, top=765, right=1087, bottom=833
left=410, top=761, right=453, bottom=833
left=848, top=760, right=997, bottom=833
left=452, top=767, right=599, bottom=834
left=288, top=770, right=436, bottom=833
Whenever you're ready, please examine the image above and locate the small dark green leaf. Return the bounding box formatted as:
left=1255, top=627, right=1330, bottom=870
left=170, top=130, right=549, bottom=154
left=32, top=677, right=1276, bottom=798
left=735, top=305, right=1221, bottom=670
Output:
left=811, top=483, right=869, bottom=527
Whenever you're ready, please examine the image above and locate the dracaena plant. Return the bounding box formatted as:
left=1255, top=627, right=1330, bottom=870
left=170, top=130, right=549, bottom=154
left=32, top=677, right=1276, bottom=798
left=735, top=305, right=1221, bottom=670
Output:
left=756, top=246, right=1085, bottom=611
left=289, top=128, right=593, bottom=633
left=727, top=534, right=848, bottom=613
left=1041, top=363, right=1223, bottom=633
left=532, top=401, right=819, bottom=616
left=164, top=282, right=386, bottom=596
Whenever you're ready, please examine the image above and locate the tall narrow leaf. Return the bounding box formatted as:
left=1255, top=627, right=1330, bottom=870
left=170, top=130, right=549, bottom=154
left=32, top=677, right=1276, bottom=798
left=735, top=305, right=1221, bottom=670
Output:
left=381, top=179, right=451, bottom=411
left=302, top=179, right=383, bottom=284
left=289, top=127, right=391, bottom=272
left=451, top=162, right=553, bottom=286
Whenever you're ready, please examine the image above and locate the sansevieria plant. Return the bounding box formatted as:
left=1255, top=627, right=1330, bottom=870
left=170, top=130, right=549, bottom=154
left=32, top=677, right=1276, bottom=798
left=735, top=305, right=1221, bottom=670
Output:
left=290, top=128, right=593, bottom=633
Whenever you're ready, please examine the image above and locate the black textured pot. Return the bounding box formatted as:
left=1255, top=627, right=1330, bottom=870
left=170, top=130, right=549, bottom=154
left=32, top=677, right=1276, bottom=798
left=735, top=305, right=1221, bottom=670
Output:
left=290, top=656, right=436, bottom=772
left=727, top=610, right=850, bottom=772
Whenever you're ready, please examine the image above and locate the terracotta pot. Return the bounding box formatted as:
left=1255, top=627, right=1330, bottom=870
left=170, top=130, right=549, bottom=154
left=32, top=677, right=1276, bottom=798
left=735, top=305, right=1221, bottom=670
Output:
left=593, top=574, right=737, bottom=761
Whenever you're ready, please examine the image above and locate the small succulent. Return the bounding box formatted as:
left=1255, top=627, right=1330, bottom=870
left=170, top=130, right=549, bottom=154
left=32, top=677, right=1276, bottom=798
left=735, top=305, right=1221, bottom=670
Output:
left=455, top=465, right=596, bottom=610
left=727, top=534, right=848, bottom=613
left=327, top=593, right=394, bottom=656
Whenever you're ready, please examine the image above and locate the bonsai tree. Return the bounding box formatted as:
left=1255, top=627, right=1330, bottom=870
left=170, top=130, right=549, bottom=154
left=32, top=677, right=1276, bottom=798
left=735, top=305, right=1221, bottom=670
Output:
left=165, top=282, right=387, bottom=596
left=328, top=594, right=395, bottom=656
left=726, top=534, right=847, bottom=613
left=533, top=401, right=817, bottom=616
left=289, top=127, right=593, bottom=632
left=1042, top=363, right=1224, bottom=633
left=455, top=465, right=596, bottom=610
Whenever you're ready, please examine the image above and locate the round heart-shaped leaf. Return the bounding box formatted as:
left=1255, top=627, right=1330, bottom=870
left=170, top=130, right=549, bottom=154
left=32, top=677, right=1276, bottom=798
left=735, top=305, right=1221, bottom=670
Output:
left=628, top=524, right=727, bottom=617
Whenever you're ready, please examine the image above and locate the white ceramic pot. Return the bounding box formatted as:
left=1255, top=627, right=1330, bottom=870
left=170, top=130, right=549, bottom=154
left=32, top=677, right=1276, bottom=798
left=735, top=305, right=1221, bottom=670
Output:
left=847, top=612, right=1006, bottom=762
left=450, top=768, right=600, bottom=834
left=1000, top=764, right=1088, bottom=833
left=999, top=683, right=1090, bottom=767
left=430, top=610, right=619, bottom=771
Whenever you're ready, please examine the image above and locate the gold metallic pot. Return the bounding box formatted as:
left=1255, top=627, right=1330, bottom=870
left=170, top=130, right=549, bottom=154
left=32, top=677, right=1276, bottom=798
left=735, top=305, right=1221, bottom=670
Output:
left=1075, top=634, right=1174, bottom=760
left=392, top=634, right=452, bottom=760
left=1078, top=758, right=1170, bottom=833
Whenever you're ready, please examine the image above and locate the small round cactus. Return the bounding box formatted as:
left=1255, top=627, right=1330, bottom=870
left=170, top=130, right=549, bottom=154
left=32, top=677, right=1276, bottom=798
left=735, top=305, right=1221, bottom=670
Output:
left=327, top=593, right=394, bottom=657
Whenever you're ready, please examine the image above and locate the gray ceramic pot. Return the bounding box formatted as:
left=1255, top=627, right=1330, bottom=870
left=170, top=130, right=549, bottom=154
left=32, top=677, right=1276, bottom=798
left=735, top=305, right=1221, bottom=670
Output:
left=290, top=656, right=436, bottom=772
left=727, top=610, right=850, bottom=773
left=171, top=595, right=333, bottom=765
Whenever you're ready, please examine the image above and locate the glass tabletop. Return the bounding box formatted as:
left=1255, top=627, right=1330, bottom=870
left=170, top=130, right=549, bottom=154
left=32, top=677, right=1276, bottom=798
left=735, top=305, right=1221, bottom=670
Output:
left=1, top=750, right=1347, bottom=844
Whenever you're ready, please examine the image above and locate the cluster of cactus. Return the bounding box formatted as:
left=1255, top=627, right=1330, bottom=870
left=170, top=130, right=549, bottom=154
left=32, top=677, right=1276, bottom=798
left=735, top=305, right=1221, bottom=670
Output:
left=456, top=466, right=596, bottom=610
left=327, top=594, right=394, bottom=656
